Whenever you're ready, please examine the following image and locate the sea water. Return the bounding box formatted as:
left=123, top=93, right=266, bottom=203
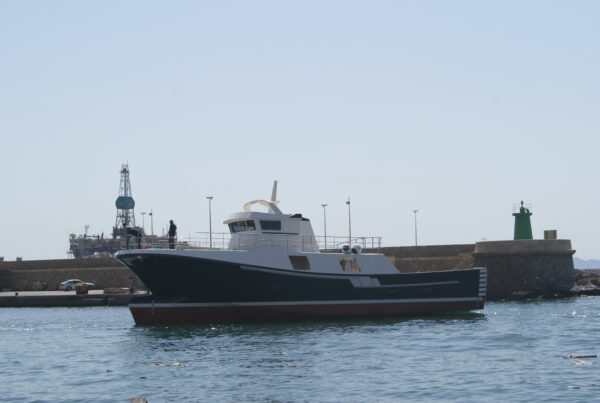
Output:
left=1, top=298, right=600, bottom=402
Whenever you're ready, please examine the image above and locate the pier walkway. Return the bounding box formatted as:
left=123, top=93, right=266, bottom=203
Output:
left=0, top=290, right=139, bottom=307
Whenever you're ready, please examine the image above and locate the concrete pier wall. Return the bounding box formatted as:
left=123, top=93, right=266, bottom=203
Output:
left=0, top=240, right=576, bottom=300
left=367, top=240, right=575, bottom=299
left=473, top=240, right=575, bottom=299
left=370, top=244, right=475, bottom=258
left=365, top=244, right=475, bottom=273
left=0, top=258, right=145, bottom=291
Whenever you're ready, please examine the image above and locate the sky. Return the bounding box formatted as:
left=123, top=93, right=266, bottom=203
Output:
left=1, top=1, right=599, bottom=260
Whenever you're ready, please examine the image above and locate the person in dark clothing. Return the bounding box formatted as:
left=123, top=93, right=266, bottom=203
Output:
left=168, top=220, right=177, bottom=249
left=126, top=227, right=142, bottom=249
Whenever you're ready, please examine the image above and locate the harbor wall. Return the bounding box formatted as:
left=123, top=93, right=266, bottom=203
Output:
left=0, top=240, right=576, bottom=300
left=0, top=258, right=145, bottom=291
left=472, top=240, right=575, bottom=299
left=367, top=240, right=575, bottom=299
left=370, top=244, right=475, bottom=258
left=365, top=244, right=475, bottom=273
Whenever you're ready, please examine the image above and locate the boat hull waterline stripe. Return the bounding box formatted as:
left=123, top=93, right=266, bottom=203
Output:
left=130, top=296, right=484, bottom=309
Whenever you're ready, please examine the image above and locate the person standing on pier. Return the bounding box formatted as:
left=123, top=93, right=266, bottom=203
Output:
left=168, top=220, right=177, bottom=249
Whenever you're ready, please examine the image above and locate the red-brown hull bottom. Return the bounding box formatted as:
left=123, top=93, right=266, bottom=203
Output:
left=130, top=300, right=484, bottom=325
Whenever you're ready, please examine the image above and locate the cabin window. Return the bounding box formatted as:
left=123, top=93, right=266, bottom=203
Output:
left=228, top=220, right=256, bottom=233
left=260, top=220, right=281, bottom=231
left=289, top=255, right=311, bottom=270
left=339, top=257, right=360, bottom=272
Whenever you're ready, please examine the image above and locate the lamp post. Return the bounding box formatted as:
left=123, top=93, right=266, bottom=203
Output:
left=346, top=197, right=352, bottom=245
left=149, top=209, right=154, bottom=236
left=413, top=209, right=418, bottom=246
left=140, top=212, right=146, bottom=233
left=321, top=204, right=328, bottom=249
left=206, top=196, right=214, bottom=248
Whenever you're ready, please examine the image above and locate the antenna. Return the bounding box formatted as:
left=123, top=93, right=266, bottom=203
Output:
left=270, top=180, right=278, bottom=202
left=268, top=180, right=279, bottom=214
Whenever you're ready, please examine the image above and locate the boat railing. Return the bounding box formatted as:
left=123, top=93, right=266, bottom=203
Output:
left=315, top=236, right=383, bottom=250
left=118, top=232, right=382, bottom=252
left=118, top=233, right=230, bottom=250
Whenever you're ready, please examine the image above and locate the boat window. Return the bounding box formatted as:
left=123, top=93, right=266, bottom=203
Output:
left=228, top=220, right=256, bottom=233
left=289, top=255, right=311, bottom=270
left=260, top=220, right=281, bottom=231
left=339, top=257, right=360, bottom=272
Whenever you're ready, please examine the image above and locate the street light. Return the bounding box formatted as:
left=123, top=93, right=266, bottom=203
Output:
left=149, top=209, right=154, bottom=236
left=413, top=209, right=418, bottom=246
left=140, top=212, right=146, bottom=233
left=346, top=197, right=352, bottom=245
left=321, top=204, right=328, bottom=249
left=206, top=196, right=214, bottom=248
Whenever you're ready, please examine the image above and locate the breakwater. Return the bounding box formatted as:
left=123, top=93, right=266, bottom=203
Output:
left=367, top=239, right=577, bottom=299
left=0, top=239, right=579, bottom=300
left=0, top=258, right=144, bottom=292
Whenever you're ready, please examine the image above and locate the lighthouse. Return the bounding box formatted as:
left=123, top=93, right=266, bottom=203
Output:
left=513, top=201, right=533, bottom=240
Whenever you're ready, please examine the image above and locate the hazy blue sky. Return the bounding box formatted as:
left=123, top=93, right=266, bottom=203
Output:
left=1, top=1, right=599, bottom=260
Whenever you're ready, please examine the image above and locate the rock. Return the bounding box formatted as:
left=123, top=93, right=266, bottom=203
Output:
left=130, top=397, right=147, bottom=403
left=570, top=269, right=600, bottom=296
left=507, top=291, right=536, bottom=300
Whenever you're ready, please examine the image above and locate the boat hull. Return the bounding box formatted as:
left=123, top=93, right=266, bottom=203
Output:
left=129, top=297, right=484, bottom=325
left=117, top=251, right=486, bottom=325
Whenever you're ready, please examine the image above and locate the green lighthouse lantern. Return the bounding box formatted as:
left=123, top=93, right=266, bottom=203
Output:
left=513, top=201, right=533, bottom=240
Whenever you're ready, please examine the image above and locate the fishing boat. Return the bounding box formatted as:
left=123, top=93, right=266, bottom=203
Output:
left=115, top=183, right=486, bottom=325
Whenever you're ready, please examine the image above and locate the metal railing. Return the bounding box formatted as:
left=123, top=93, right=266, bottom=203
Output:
left=513, top=202, right=532, bottom=213
left=119, top=232, right=382, bottom=252
left=315, top=236, right=382, bottom=250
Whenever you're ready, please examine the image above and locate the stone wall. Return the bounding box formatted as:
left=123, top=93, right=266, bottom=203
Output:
left=389, top=254, right=474, bottom=273
left=375, top=240, right=575, bottom=300
left=368, top=244, right=475, bottom=273
left=0, top=258, right=121, bottom=270
left=472, top=240, right=575, bottom=299
left=0, top=240, right=576, bottom=299
left=0, top=258, right=144, bottom=291
left=473, top=254, right=574, bottom=299
left=366, top=244, right=475, bottom=258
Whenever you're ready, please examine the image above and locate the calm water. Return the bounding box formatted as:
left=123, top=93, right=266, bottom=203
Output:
left=2, top=298, right=600, bottom=402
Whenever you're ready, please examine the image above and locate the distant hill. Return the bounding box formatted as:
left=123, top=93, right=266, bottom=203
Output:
left=573, top=257, right=600, bottom=270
